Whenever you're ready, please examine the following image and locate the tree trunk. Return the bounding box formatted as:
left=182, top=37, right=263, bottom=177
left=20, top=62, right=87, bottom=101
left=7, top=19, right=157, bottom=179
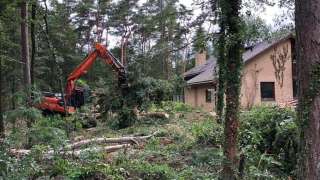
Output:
left=295, top=0, right=320, bottom=179
left=222, top=0, right=243, bottom=179
left=216, top=9, right=226, bottom=123
left=30, top=1, right=36, bottom=85
left=20, top=0, right=32, bottom=96
left=0, top=58, right=4, bottom=139
left=43, top=0, right=67, bottom=113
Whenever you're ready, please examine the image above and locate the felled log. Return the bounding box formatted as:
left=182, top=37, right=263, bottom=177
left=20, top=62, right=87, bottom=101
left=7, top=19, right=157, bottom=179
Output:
left=10, top=144, right=131, bottom=158
left=9, top=131, right=158, bottom=157
left=139, top=112, right=169, bottom=119
left=67, top=131, right=159, bottom=149
left=68, top=144, right=131, bottom=156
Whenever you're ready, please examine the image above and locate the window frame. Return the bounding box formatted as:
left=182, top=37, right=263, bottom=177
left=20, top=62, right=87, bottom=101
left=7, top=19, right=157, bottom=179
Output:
left=260, top=82, right=275, bottom=101
left=206, top=88, right=214, bottom=103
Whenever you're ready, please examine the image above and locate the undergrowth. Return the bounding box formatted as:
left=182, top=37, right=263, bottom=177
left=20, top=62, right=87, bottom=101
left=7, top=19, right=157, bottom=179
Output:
left=0, top=103, right=298, bottom=179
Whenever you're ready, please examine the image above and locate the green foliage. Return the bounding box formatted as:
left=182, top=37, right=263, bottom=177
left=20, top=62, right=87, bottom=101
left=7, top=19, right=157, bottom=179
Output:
left=242, top=15, right=271, bottom=46
left=191, top=118, right=223, bottom=146
left=0, top=144, right=43, bottom=179
left=158, top=101, right=193, bottom=113
left=193, top=25, right=207, bottom=53
left=110, top=106, right=138, bottom=129
left=239, top=106, right=298, bottom=178
left=98, top=77, right=176, bottom=129
left=50, top=157, right=121, bottom=179
left=29, top=122, right=68, bottom=149
left=190, top=148, right=223, bottom=171
left=5, top=107, right=42, bottom=125
left=129, top=77, right=174, bottom=110
left=132, top=162, right=175, bottom=179
left=114, top=155, right=176, bottom=180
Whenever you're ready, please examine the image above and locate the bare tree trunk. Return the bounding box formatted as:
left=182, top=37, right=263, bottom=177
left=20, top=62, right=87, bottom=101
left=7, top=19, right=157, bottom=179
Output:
left=0, top=58, right=4, bottom=139
left=295, top=0, right=320, bottom=179
left=123, top=29, right=131, bottom=68
left=20, top=0, right=32, bottom=95
left=11, top=78, right=16, bottom=109
left=222, top=0, right=243, bottom=179
left=30, top=1, right=36, bottom=85
left=43, top=0, right=67, bottom=114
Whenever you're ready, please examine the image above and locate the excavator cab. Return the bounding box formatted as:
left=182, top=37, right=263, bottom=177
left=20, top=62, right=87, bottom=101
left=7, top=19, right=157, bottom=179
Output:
left=67, top=85, right=91, bottom=108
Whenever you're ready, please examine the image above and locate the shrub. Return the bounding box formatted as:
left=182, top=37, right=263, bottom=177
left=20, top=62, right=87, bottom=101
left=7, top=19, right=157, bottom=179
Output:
left=107, top=107, right=137, bottom=130
left=159, top=101, right=193, bottom=113
left=191, top=118, right=223, bottom=146
left=50, top=157, right=122, bottom=179
left=0, top=144, right=43, bottom=179
left=239, top=106, right=298, bottom=178
left=4, top=107, right=42, bottom=125
left=129, top=161, right=176, bottom=180
left=27, top=115, right=82, bottom=148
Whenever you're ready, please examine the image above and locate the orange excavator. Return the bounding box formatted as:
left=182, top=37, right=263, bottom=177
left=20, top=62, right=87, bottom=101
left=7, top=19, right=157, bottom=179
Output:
left=36, top=43, right=127, bottom=115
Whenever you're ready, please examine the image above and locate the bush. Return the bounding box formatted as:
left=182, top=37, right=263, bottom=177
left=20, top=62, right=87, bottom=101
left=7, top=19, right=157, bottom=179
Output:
left=4, top=107, right=42, bottom=125
left=191, top=118, right=223, bottom=146
left=50, top=157, right=121, bottom=179
left=106, top=107, right=137, bottom=130
left=126, top=160, right=175, bottom=180
left=239, top=106, right=298, bottom=178
left=0, top=144, right=43, bottom=179
left=157, top=101, right=193, bottom=113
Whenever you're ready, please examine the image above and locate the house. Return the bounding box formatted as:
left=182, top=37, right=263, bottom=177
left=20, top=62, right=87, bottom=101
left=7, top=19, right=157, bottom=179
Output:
left=183, top=34, right=297, bottom=112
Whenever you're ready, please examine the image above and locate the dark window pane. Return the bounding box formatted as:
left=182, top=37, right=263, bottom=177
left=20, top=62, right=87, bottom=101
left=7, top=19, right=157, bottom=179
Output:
left=206, top=89, right=212, bottom=102
left=293, top=79, right=298, bottom=98
left=260, top=82, right=275, bottom=101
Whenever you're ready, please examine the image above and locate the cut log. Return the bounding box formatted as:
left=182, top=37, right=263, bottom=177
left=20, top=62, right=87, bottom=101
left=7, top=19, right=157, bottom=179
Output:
left=9, top=131, right=158, bottom=157
left=10, top=144, right=131, bottom=158
left=67, top=131, right=159, bottom=149
left=139, top=112, right=169, bottom=119
left=68, top=144, right=131, bottom=156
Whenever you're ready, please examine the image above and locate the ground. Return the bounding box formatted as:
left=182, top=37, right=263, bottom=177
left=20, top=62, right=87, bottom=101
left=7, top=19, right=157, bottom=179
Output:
left=61, top=103, right=223, bottom=179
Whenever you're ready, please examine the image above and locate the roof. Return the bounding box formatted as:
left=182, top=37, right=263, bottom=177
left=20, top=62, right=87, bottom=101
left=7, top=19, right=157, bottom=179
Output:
left=184, top=34, right=294, bottom=86
left=186, top=59, right=216, bottom=85
left=183, top=57, right=216, bottom=78
left=243, top=34, right=294, bottom=63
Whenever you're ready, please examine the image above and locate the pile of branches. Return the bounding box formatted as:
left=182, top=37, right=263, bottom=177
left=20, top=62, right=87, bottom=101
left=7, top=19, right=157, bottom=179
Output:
left=10, top=131, right=159, bottom=158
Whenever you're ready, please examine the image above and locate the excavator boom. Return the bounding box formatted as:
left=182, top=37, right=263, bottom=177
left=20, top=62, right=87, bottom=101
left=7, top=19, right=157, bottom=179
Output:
left=37, top=43, right=127, bottom=115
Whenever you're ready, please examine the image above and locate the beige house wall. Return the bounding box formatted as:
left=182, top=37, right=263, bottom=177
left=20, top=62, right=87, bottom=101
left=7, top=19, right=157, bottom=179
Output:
left=185, top=39, right=294, bottom=111
left=240, top=39, right=293, bottom=108
left=184, top=83, right=216, bottom=112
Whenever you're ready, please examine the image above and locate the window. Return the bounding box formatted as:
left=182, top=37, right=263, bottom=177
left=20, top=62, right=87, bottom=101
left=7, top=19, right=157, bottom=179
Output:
left=206, top=89, right=214, bottom=103
left=260, top=82, right=275, bottom=101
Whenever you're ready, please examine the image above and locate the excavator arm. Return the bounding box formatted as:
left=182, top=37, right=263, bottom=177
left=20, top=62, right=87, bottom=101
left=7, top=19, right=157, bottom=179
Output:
left=65, top=43, right=127, bottom=99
